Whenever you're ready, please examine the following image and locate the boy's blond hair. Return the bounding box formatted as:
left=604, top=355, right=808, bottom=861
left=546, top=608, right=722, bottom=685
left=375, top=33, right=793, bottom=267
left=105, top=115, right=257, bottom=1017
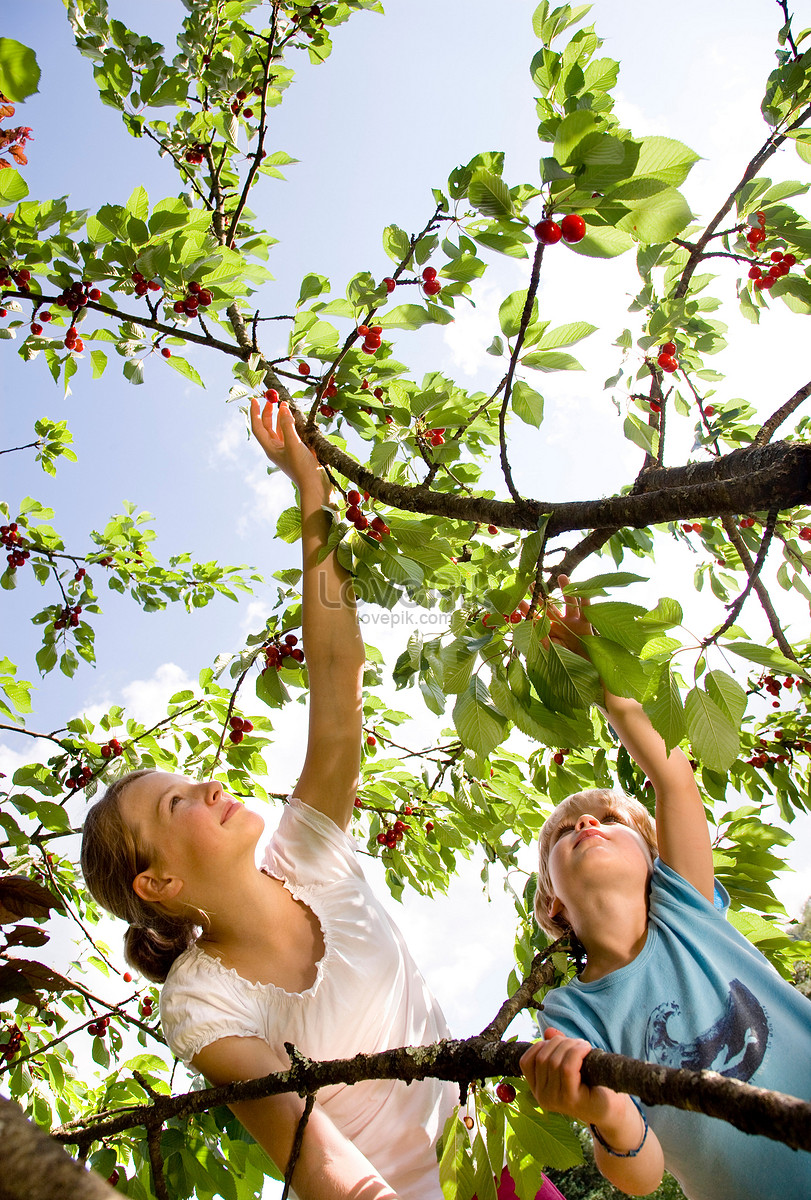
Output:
left=534, top=788, right=658, bottom=937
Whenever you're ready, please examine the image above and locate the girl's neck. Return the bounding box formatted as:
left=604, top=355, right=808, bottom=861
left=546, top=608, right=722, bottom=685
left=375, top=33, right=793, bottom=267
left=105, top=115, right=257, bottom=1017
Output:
left=192, top=866, right=284, bottom=952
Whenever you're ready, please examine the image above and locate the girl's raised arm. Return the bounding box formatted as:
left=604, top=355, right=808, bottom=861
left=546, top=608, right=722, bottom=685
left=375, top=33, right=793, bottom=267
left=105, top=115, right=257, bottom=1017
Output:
left=251, top=399, right=365, bottom=831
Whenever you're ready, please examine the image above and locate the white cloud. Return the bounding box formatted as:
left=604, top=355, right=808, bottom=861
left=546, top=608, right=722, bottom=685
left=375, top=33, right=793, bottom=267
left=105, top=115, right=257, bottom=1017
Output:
left=120, top=662, right=196, bottom=726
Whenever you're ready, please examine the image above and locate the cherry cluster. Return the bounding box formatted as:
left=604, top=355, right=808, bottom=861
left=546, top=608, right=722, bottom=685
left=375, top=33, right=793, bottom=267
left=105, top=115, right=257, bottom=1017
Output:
left=681, top=521, right=704, bottom=534
left=184, top=141, right=206, bottom=165
left=425, top=426, right=445, bottom=447
left=129, top=271, right=160, bottom=298
left=2, top=522, right=30, bottom=572
left=97, top=555, right=115, bottom=567
left=533, top=213, right=587, bottom=245
left=657, top=340, right=678, bottom=374
left=482, top=599, right=532, bottom=628
left=421, top=266, right=441, bottom=296
left=747, top=728, right=811, bottom=768
left=376, top=817, right=410, bottom=849
left=100, top=739, right=123, bottom=759
left=552, top=748, right=571, bottom=765
left=66, top=763, right=93, bottom=790
left=345, top=490, right=390, bottom=541
left=749, top=250, right=797, bottom=292
left=263, top=633, right=305, bottom=672
left=357, top=323, right=383, bottom=355
left=0, top=263, right=30, bottom=291
left=140, top=996, right=154, bottom=1018
left=1, top=1024, right=23, bottom=1062
left=88, top=1015, right=111, bottom=1039
left=228, top=715, right=254, bottom=744
left=756, top=673, right=801, bottom=709
left=54, top=603, right=82, bottom=630
left=172, top=279, right=213, bottom=316
left=230, top=86, right=264, bottom=119
left=746, top=211, right=767, bottom=251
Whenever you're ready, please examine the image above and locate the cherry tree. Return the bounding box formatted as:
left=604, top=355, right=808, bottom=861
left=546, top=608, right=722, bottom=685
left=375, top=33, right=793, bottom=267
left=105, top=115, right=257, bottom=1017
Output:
left=1, top=2, right=811, bottom=1197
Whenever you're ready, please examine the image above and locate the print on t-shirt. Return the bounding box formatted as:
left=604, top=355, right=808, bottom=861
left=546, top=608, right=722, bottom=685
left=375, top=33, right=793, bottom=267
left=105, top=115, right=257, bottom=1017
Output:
left=644, top=979, right=770, bottom=1080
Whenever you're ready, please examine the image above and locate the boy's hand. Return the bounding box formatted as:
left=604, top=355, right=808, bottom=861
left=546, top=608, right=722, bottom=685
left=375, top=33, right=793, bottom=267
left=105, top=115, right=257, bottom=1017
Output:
left=520, top=1028, right=624, bottom=1129
left=544, top=573, right=592, bottom=659
left=250, top=397, right=331, bottom=503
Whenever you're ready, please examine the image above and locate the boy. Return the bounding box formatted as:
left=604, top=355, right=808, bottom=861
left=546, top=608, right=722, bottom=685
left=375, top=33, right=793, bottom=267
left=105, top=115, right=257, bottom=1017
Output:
left=519, top=577, right=811, bottom=1200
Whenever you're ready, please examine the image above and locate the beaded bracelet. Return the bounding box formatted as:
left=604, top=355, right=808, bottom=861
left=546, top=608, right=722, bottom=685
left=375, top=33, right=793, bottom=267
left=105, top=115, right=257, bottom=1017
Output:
left=589, top=1109, right=649, bottom=1158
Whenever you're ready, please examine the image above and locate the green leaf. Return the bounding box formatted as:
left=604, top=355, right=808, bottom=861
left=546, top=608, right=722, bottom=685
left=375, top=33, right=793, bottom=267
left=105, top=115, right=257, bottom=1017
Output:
left=623, top=413, right=657, bottom=455
left=90, top=350, right=107, bottom=379
left=705, top=670, right=747, bottom=727
left=633, top=136, right=700, bottom=187
left=0, top=38, right=40, bottom=102
left=507, top=1110, right=582, bottom=1170
left=378, top=304, right=451, bottom=330
left=553, top=110, right=602, bottom=165
left=617, top=186, right=693, bottom=243
left=275, top=506, right=302, bottom=544
left=536, top=321, right=597, bottom=350
left=440, top=642, right=477, bottom=694
left=644, top=664, right=686, bottom=752
left=511, top=380, right=544, bottom=426
left=439, top=1114, right=475, bottom=1200
left=584, top=602, right=648, bottom=654
left=468, top=169, right=514, bottom=218
left=166, top=355, right=205, bottom=387
left=125, top=185, right=149, bottom=222
left=453, top=677, right=508, bottom=756
left=561, top=572, right=647, bottom=597
left=684, top=687, right=739, bottom=772
left=521, top=350, right=583, bottom=372
left=567, top=223, right=634, bottom=258
left=0, top=169, right=29, bottom=204
left=499, top=290, right=537, bottom=337
left=723, top=640, right=809, bottom=681
left=582, top=636, right=648, bottom=699
left=382, top=224, right=411, bottom=263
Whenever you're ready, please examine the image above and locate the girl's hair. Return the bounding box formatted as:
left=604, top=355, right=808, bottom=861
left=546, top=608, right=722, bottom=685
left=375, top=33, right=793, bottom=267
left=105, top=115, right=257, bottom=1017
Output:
left=81, top=769, right=199, bottom=983
left=533, top=787, right=658, bottom=938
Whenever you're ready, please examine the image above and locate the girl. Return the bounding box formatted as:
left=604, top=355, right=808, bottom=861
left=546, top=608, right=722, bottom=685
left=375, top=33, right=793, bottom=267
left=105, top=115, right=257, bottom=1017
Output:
left=81, top=399, right=457, bottom=1200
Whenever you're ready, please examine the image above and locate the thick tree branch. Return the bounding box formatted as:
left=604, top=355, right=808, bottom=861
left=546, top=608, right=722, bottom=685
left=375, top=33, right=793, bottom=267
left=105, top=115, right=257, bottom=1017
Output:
left=0, top=1099, right=113, bottom=1200
left=479, top=940, right=567, bottom=1041
left=51, top=1036, right=811, bottom=1154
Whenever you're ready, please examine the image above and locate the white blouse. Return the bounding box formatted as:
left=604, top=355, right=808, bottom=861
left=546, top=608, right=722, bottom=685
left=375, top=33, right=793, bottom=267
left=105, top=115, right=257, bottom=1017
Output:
left=160, top=796, right=457, bottom=1199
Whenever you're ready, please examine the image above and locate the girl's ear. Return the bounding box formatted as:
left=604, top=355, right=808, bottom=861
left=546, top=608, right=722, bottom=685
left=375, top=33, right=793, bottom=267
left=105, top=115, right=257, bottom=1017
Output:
left=133, top=869, right=183, bottom=906
left=548, top=895, right=567, bottom=925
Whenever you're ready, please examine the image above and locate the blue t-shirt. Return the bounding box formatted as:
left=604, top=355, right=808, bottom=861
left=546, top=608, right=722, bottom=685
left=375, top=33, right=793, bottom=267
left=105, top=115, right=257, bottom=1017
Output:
left=539, top=859, right=811, bottom=1200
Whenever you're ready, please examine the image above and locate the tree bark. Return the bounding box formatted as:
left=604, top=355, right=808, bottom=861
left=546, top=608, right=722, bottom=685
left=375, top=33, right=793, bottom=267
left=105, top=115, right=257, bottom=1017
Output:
left=0, top=1098, right=113, bottom=1200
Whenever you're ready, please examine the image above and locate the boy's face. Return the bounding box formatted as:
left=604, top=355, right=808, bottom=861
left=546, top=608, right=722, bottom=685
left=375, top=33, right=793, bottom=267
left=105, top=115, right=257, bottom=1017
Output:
left=546, top=800, right=653, bottom=926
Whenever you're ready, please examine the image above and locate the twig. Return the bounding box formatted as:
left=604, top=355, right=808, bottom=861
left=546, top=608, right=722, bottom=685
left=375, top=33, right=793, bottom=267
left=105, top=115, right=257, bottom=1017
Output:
left=720, top=516, right=797, bottom=660
left=498, top=238, right=546, bottom=503
left=704, top=507, right=778, bottom=647
left=753, top=377, right=811, bottom=446
left=281, top=1093, right=315, bottom=1200
left=680, top=370, right=722, bottom=456
left=146, top=1123, right=169, bottom=1200
left=0, top=441, right=41, bottom=455
left=479, top=937, right=569, bottom=1041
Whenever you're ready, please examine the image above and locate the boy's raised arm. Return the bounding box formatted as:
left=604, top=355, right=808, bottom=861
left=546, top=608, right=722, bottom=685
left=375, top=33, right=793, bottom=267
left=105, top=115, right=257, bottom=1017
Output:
left=551, top=575, right=715, bottom=901
left=250, top=399, right=364, bottom=831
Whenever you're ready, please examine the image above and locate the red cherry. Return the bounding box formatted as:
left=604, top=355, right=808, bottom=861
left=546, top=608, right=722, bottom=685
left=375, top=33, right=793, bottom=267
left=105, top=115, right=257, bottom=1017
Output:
left=373, top=387, right=384, bottom=400
left=661, top=341, right=676, bottom=355
left=692, top=522, right=702, bottom=533
left=376, top=832, right=387, bottom=845
left=770, top=250, right=783, bottom=262
left=422, top=267, right=437, bottom=281
left=748, top=266, right=762, bottom=280
left=367, top=529, right=382, bottom=542
left=650, top=401, right=661, bottom=414
left=487, top=524, right=498, bottom=535
left=354, top=797, right=363, bottom=808
left=230, top=715, right=245, bottom=730
left=366, top=735, right=376, bottom=747
left=681, top=523, right=693, bottom=532
left=108, top=1169, right=119, bottom=1187
left=89, top=288, right=101, bottom=301
left=123, top=972, right=132, bottom=983
left=161, top=347, right=171, bottom=358
left=30, top=322, right=42, bottom=335
left=425, top=821, right=434, bottom=832
left=230, top=729, right=244, bottom=744
left=383, top=277, right=396, bottom=292
left=560, top=213, right=586, bottom=243
left=496, top=1082, right=516, bottom=1103
left=264, top=388, right=279, bottom=403
left=298, top=362, right=310, bottom=375
left=423, top=279, right=442, bottom=296
left=347, top=489, right=361, bottom=505
left=783, top=253, right=796, bottom=266
left=657, top=353, right=678, bottom=373
left=354, top=513, right=369, bottom=530
left=371, top=516, right=388, bottom=534
left=799, top=527, right=811, bottom=541
left=284, top=633, right=298, bottom=646
left=534, top=219, right=562, bottom=244
left=705, top=405, right=715, bottom=416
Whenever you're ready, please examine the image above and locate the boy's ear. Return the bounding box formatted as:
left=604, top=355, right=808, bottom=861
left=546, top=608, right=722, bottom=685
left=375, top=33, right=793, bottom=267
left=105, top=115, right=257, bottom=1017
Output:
left=133, top=869, right=183, bottom=906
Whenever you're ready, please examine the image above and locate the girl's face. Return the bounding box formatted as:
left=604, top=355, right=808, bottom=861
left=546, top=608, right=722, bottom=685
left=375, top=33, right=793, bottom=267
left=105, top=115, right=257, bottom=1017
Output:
left=547, top=801, right=653, bottom=925
left=119, top=772, right=264, bottom=906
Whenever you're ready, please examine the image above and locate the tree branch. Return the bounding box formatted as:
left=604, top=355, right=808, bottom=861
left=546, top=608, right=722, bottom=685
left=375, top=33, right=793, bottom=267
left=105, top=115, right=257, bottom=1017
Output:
left=704, top=507, right=778, bottom=647
left=479, top=939, right=568, bottom=1041
left=753, top=377, right=811, bottom=446
left=51, top=1036, right=811, bottom=1154
left=498, top=239, right=545, bottom=504
left=146, top=1124, right=169, bottom=1200
left=282, top=1091, right=315, bottom=1200
left=721, top=515, right=798, bottom=660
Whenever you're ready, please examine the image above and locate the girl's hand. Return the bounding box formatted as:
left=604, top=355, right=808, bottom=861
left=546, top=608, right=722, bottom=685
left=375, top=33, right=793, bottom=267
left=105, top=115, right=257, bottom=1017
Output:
left=520, top=1028, right=623, bottom=1128
left=543, top=573, right=593, bottom=659
left=250, top=397, right=331, bottom=503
